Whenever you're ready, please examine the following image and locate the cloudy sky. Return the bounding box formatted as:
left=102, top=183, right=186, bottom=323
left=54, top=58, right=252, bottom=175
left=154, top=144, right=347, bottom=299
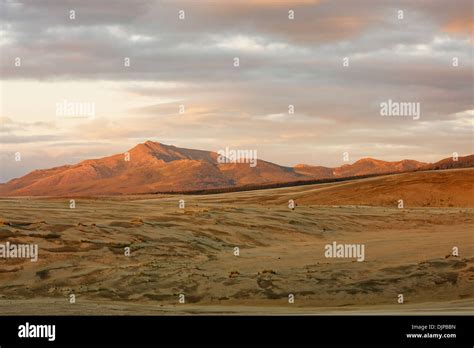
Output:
left=1, top=0, right=472, bottom=182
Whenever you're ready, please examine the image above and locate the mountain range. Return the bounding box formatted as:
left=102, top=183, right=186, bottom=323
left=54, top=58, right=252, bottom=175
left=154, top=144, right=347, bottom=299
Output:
left=0, top=140, right=472, bottom=196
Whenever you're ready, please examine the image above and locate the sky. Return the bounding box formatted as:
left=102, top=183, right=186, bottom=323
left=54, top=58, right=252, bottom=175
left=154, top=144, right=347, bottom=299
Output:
left=0, top=0, right=473, bottom=182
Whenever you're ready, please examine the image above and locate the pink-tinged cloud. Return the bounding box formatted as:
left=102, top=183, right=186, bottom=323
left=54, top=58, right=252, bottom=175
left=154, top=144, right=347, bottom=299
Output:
left=443, top=19, right=474, bottom=42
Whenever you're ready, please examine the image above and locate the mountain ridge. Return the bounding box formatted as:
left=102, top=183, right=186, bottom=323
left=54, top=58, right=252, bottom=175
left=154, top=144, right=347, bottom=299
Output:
left=1, top=140, right=472, bottom=196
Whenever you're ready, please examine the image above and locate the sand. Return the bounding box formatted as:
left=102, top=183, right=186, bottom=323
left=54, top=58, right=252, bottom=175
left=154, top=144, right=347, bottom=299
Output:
left=0, top=169, right=472, bottom=314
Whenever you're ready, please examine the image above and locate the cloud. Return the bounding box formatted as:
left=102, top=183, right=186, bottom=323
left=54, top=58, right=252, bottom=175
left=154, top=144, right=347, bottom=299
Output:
left=0, top=0, right=472, bottom=181
left=443, top=19, right=474, bottom=42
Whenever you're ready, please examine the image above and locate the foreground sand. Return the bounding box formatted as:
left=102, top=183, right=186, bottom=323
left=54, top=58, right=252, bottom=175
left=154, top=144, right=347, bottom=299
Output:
left=0, top=169, right=473, bottom=314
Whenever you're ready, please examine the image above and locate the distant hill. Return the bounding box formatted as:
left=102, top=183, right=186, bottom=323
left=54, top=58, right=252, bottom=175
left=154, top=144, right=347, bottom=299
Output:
left=294, top=158, right=426, bottom=179
left=290, top=168, right=474, bottom=208
left=0, top=140, right=471, bottom=196
left=419, top=154, right=474, bottom=171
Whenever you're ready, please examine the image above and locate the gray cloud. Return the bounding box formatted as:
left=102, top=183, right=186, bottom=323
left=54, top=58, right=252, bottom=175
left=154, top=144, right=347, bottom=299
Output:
left=0, top=0, right=472, bottom=181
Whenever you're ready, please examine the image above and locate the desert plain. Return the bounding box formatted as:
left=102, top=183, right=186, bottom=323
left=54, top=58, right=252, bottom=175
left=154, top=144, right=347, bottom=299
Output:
left=0, top=168, right=473, bottom=315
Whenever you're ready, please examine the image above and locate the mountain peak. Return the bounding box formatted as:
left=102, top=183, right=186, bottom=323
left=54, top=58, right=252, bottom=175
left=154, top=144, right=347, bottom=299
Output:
left=0, top=141, right=468, bottom=196
left=129, top=141, right=177, bottom=160
left=132, top=140, right=167, bottom=151
left=143, top=140, right=172, bottom=147
left=354, top=157, right=385, bottom=164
